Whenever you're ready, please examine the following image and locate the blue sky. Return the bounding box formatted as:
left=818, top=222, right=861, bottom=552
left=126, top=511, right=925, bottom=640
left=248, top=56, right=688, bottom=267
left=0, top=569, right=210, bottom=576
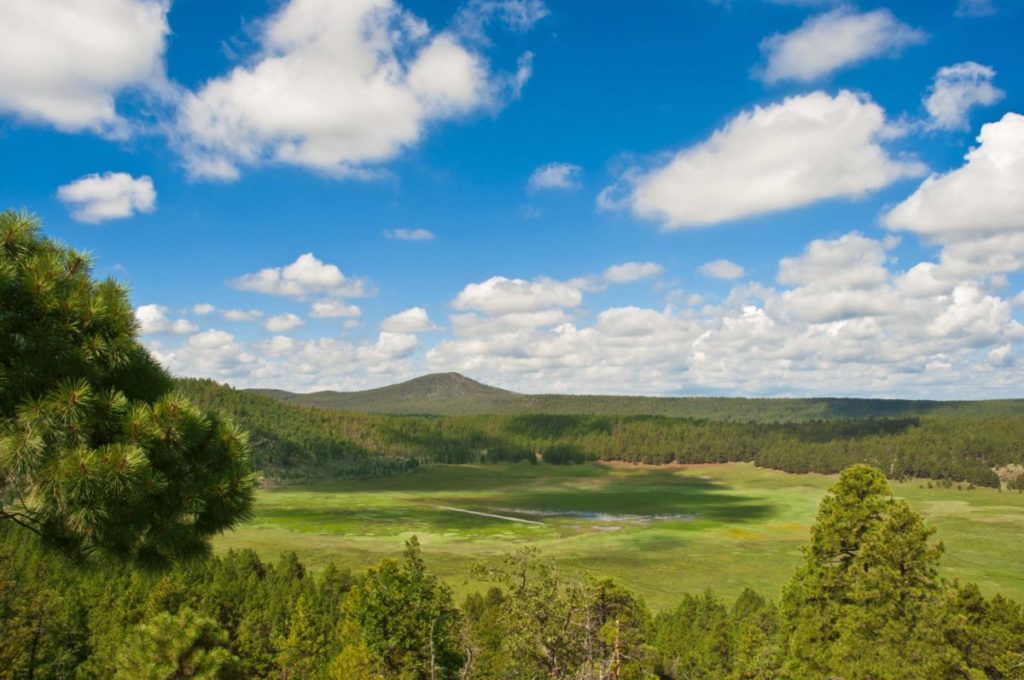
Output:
left=2, top=0, right=1023, bottom=397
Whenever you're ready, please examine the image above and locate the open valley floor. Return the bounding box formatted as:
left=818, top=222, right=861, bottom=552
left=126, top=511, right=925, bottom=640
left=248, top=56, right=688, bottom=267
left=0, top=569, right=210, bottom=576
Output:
left=214, top=462, right=1024, bottom=609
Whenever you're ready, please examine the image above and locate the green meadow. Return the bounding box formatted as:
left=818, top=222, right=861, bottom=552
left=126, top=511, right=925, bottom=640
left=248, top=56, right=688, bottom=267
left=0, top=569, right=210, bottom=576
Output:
left=213, top=462, right=1024, bottom=610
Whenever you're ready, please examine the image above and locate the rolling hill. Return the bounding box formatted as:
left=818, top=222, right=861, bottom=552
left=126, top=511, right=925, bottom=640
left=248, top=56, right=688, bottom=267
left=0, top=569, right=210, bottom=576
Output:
left=249, top=372, right=516, bottom=414
left=179, top=378, right=1024, bottom=488
left=247, top=372, right=1024, bottom=421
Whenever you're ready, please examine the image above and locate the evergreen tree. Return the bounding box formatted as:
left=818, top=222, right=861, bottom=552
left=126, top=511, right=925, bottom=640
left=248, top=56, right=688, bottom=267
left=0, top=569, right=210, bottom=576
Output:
left=336, top=537, right=463, bottom=679
left=780, top=464, right=962, bottom=678
left=113, top=608, right=243, bottom=679
left=0, top=211, right=256, bottom=563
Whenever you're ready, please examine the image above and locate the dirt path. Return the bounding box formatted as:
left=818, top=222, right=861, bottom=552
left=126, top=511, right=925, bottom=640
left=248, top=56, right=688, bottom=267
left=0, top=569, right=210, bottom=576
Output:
left=433, top=505, right=543, bottom=525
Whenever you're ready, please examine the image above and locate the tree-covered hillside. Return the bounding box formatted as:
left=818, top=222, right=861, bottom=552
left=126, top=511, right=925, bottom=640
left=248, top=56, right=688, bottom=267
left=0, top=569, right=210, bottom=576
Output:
left=250, top=372, right=1024, bottom=420
left=180, top=378, right=1024, bottom=488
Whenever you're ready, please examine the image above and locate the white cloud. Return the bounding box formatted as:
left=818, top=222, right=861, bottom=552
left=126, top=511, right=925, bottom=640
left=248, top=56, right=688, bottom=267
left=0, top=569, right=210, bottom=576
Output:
left=774, top=233, right=896, bottom=323
left=135, top=304, right=197, bottom=335
left=883, top=113, right=1024, bottom=242
left=452, top=276, right=584, bottom=315
left=223, top=309, right=264, bottom=322
left=177, top=0, right=534, bottom=179
left=955, top=0, right=996, bottom=18
left=453, top=0, right=549, bottom=42
left=231, top=253, right=369, bottom=299
left=264, top=313, right=304, bottom=332
left=528, top=162, right=582, bottom=191
left=699, top=259, right=745, bottom=280
left=188, top=329, right=236, bottom=350
left=602, top=262, right=664, bottom=284
left=450, top=309, right=570, bottom=336
left=193, top=303, right=216, bottom=315
left=263, top=335, right=297, bottom=355
left=924, top=62, right=1004, bottom=131
left=357, top=332, right=420, bottom=362
left=601, top=90, right=925, bottom=229
left=144, top=228, right=1024, bottom=397
left=425, top=231, right=1024, bottom=397
left=381, top=307, right=437, bottom=333
left=883, top=112, right=1024, bottom=290
left=777, top=233, right=890, bottom=289
left=757, top=7, right=926, bottom=84
left=384, top=228, right=436, bottom=241
left=0, top=0, right=170, bottom=134
left=310, top=300, right=362, bottom=319
left=56, top=172, right=156, bottom=224
left=150, top=326, right=424, bottom=389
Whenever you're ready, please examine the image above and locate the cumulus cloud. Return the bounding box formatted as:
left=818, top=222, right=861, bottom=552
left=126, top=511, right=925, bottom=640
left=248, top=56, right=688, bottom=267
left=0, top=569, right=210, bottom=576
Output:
left=381, top=307, right=437, bottom=333
left=883, top=112, right=1024, bottom=289
left=176, top=0, right=536, bottom=180
left=357, top=332, right=419, bottom=362
left=148, top=325, right=425, bottom=391
left=384, top=228, right=435, bottom=241
left=924, top=62, right=1004, bottom=131
left=602, top=262, right=664, bottom=284
left=143, top=227, right=1024, bottom=397
left=452, top=276, right=584, bottom=315
left=450, top=309, right=570, bottom=336
left=528, top=163, right=582, bottom=191
left=223, top=309, right=264, bottom=322
left=135, top=304, right=197, bottom=335
left=264, top=313, right=304, bottom=332
left=56, top=172, right=156, bottom=224
left=600, top=90, right=925, bottom=229
left=310, top=300, right=362, bottom=319
left=774, top=233, right=896, bottom=323
left=231, top=253, right=369, bottom=299
left=883, top=113, right=1024, bottom=243
left=699, top=259, right=745, bottom=280
left=147, top=329, right=258, bottom=383
left=0, top=0, right=170, bottom=135
left=757, top=7, right=926, bottom=84
left=193, top=303, right=215, bottom=315
left=424, top=230, right=1024, bottom=397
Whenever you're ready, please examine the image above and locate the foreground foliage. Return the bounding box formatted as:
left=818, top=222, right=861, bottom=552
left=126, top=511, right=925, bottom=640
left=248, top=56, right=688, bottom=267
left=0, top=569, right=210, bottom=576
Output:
left=3, top=465, right=1022, bottom=678
left=0, top=211, right=257, bottom=563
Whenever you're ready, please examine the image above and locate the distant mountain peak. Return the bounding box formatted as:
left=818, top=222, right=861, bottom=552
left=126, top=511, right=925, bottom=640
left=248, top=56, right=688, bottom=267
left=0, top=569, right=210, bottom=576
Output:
left=379, top=372, right=517, bottom=400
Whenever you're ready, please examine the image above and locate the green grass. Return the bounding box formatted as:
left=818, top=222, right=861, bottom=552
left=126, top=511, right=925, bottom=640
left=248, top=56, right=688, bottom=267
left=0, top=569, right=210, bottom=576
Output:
left=213, top=463, right=1024, bottom=610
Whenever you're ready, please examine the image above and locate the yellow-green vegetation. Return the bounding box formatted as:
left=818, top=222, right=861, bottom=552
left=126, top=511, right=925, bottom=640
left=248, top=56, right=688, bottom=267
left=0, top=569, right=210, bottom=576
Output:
left=213, top=462, right=1024, bottom=609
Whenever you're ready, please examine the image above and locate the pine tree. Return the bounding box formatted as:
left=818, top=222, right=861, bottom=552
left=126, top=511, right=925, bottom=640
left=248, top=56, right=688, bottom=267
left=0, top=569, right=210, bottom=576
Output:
left=337, top=537, right=463, bottom=679
left=113, top=608, right=243, bottom=679
left=0, top=211, right=256, bottom=564
left=780, top=464, right=962, bottom=678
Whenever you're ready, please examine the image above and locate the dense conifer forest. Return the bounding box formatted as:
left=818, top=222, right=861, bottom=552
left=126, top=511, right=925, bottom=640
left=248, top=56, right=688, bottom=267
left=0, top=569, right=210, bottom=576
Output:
left=180, top=378, right=1024, bottom=489
left=3, top=466, right=1023, bottom=678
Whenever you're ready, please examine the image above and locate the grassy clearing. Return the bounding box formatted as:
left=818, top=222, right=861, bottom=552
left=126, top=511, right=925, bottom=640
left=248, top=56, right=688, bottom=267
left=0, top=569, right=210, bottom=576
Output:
left=213, top=462, right=1024, bottom=610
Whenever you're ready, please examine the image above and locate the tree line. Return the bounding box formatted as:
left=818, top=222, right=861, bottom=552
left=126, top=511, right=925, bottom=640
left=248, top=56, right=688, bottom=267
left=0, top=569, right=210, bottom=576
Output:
left=180, top=379, right=1024, bottom=488
left=3, top=466, right=1023, bottom=678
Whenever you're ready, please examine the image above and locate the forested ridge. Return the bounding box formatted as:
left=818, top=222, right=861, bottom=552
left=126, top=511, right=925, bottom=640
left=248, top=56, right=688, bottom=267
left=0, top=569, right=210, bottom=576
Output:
left=250, top=371, right=1024, bottom=420
left=4, top=466, right=1023, bottom=678
left=180, top=378, right=1024, bottom=488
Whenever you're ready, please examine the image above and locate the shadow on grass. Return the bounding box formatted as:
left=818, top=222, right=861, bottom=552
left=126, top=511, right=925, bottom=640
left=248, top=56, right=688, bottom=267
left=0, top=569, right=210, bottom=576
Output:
left=265, top=464, right=777, bottom=529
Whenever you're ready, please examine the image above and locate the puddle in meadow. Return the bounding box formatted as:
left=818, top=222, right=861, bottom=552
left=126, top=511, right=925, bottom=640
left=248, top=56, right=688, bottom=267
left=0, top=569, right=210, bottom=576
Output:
left=494, top=507, right=694, bottom=523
